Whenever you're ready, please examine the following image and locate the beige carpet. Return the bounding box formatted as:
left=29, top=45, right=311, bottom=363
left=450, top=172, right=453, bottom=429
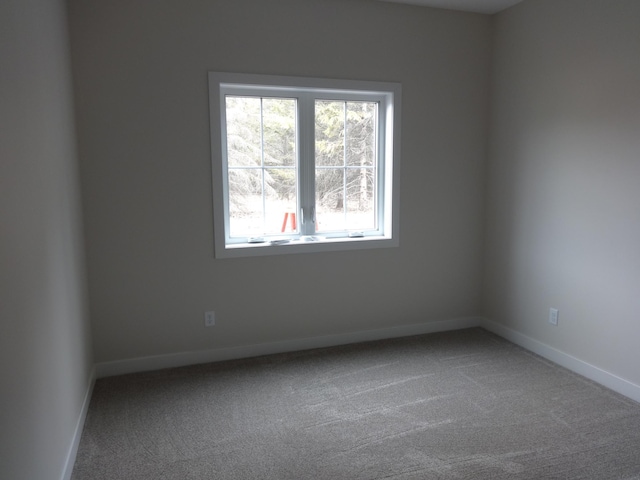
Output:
left=72, top=328, right=640, bottom=479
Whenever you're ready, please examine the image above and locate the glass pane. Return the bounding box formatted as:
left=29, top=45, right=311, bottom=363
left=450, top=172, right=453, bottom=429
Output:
left=264, top=168, right=298, bottom=234
left=315, top=168, right=345, bottom=232
left=346, top=102, right=377, bottom=167
left=263, top=98, right=296, bottom=167
left=228, top=168, right=263, bottom=237
left=225, top=96, right=262, bottom=167
left=345, top=168, right=375, bottom=230
left=315, top=100, right=344, bottom=167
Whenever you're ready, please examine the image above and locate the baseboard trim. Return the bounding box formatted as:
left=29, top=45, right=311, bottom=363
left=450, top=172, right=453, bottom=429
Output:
left=61, top=366, right=96, bottom=480
left=95, top=317, right=482, bottom=378
left=481, top=318, right=640, bottom=404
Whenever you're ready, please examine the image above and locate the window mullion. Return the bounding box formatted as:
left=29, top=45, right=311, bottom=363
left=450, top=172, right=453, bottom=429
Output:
left=260, top=98, right=267, bottom=235
left=298, top=93, right=315, bottom=235
left=343, top=101, right=347, bottom=229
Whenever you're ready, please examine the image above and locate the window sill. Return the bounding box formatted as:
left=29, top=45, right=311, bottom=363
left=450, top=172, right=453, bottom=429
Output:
left=216, top=235, right=398, bottom=259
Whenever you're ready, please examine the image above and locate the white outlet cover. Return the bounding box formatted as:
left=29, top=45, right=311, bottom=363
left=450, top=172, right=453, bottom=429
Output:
left=549, top=308, right=559, bottom=326
left=205, top=311, right=215, bottom=327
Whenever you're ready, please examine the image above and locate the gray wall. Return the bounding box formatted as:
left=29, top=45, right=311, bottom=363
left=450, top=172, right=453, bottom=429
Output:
left=485, top=0, right=640, bottom=385
left=68, top=0, right=491, bottom=364
left=0, top=0, right=93, bottom=479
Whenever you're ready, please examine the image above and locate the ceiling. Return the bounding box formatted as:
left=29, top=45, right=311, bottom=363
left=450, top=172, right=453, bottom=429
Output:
left=378, top=0, right=524, bottom=14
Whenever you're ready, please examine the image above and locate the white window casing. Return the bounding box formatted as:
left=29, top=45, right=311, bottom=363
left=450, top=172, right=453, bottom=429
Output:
left=209, top=72, right=401, bottom=258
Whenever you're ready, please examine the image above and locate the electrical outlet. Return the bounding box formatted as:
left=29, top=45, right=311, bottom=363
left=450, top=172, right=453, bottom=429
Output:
left=549, top=308, right=559, bottom=326
left=204, top=311, right=215, bottom=327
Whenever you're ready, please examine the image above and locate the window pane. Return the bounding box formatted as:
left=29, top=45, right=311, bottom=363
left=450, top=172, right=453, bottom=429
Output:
left=226, top=96, right=299, bottom=238
left=346, top=102, right=377, bottom=167
left=228, top=168, right=263, bottom=237
left=263, top=98, right=296, bottom=167
left=228, top=167, right=299, bottom=237
left=225, top=97, right=262, bottom=167
left=345, top=168, right=375, bottom=230
left=315, top=100, right=344, bottom=167
left=265, top=168, right=297, bottom=234
left=315, top=168, right=345, bottom=232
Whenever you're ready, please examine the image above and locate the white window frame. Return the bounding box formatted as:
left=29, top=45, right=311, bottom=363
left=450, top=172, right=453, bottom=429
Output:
left=208, top=72, right=401, bottom=258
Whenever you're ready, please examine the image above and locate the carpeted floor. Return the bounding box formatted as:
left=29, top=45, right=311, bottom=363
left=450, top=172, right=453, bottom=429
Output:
left=72, top=328, right=640, bottom=479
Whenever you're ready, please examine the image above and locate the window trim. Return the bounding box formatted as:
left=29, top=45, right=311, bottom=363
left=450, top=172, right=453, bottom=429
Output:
left=208, top=72, right=401, bottom=258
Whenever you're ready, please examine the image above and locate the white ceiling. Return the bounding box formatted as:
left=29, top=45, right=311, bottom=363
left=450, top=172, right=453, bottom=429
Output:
left=378, top=0, right=524, bottom=14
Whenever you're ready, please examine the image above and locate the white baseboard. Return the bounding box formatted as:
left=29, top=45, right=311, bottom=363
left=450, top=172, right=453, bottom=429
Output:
left=95, top=317, right=482, bottom=378
left=61, top=366, right=96, bottom=480
left=481, top=318, right=640, bottom=404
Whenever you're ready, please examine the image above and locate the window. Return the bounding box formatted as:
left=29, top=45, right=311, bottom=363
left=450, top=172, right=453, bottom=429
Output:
left=209, top=72, right=401, bottom=258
